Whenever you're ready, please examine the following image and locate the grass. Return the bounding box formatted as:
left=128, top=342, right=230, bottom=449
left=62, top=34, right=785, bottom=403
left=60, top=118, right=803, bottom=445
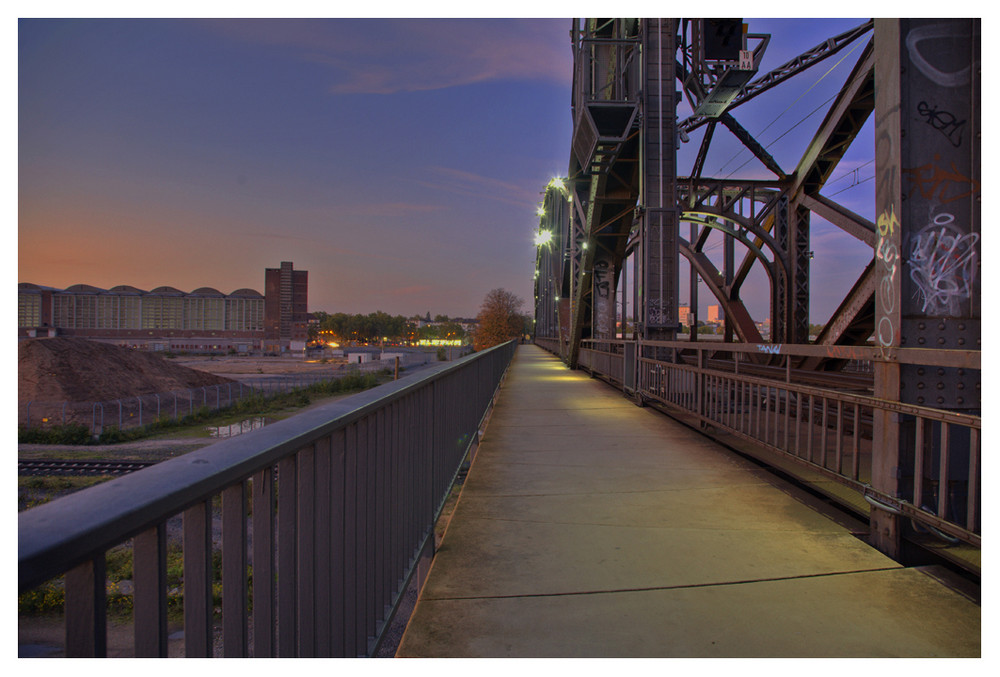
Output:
left=19, top=371, right=390, bottom=446
left=19, top=542, right=217, bottom=621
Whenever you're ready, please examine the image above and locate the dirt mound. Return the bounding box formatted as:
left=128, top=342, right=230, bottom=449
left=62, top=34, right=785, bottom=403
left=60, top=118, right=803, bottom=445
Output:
left=19, top=337, right=235, bottom=403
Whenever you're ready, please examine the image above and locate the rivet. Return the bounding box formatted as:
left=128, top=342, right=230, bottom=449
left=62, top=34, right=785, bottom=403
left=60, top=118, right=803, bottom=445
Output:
left=917, top=382, right=925, bottom=390
left=918, top=322, right=926, bottom=330
left=957, top=383, right=965, bottom=390
left=938, top=322, right=946, bottom=331
left=957, top=397, right=965, bottom=405
left=958, top=338, right=966, bottom=346
left=937, top=382, right=945, bottom=390
left=937, top=396, right=945, bottom=404
left=937, top=338, right=946, bottom=345
left=938, top=368, right=945, bottom=376
left=959, top=323, right=966, bottom=331
left=917, top=396, right=925, bottom=404
left=918, top=337, right=926, bottom=345
left=917, top=368, right=925, bottom=376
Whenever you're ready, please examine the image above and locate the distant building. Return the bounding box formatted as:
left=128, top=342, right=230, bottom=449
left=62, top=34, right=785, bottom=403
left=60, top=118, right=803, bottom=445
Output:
left=678, top=304, right=691, bottom=326
left=264, top=261, right=309, bottom=353
left=18, top=261, right=309, bottom=354
left=707, top=305, right=721, bottom=324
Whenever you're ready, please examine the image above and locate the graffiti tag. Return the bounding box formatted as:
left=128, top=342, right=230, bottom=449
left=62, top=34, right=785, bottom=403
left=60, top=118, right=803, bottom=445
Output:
left=876, top=206, right=901, bottom=347
left=916, top=101, right=966, bottom=148
left=907, top=213, right=979, bottom=316
left=905, top=24, right=973, bottom=88
left=756, top=344, right=781, bottom=355
left=593, top=259, right=611, bottom=299
left=903, top=154, right=980, bottom=204
left=877, top=204, right=899, bottom=237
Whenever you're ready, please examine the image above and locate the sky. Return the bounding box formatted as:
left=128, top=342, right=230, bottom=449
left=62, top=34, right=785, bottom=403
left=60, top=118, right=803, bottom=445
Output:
left=14, top=4, right=986, bottom=325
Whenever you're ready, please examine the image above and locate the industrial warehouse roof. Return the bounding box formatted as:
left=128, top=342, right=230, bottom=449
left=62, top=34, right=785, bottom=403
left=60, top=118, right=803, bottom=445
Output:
left=19, top=282, right=264, bottom=298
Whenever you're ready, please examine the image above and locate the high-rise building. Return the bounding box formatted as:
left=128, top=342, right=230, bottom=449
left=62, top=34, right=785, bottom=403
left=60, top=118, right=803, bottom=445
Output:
left=678, top=304, right=691, bottom=326
left=264, top=261, right=309, bottom=352
left=707, top=305, right=721, bottom=324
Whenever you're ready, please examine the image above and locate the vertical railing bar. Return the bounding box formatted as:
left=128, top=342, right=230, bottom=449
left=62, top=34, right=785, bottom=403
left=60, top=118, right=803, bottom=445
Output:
left=913, top=417, right=925, bottom=512
left=355, top=418, right=369, bottom=655
left=183, top=500, right=213, bottom=657
left=754, top=385, right=770, bottom=443
left=379, top=406, right=390, bottom=624
left=365, top=414, right=378, bottom=650
left=314, top=436, right=332, bottom=657
left=835, top=400, right=844, bottom=475
left=967, top=427, right=979, bottom=532
left=343, top=424, right=359, bottom=656
left=330, top=428, right=346, bottom=656
left=938, top=422, right=950, bottom=521
left=221, top=481, right=248, bottom=657
left=852, top=403, right=861, bottom=481
left=392, top=399, right=403, bottom=607
left=763, top=383, right=771, bottom=444
left=807, top=394, right=815, bottom=463
left=820, top=398, right=828, bottom=469
left=252, top=467, right=275, bottom=658
left=133, top=524, right=168, bottom=657
left=65, top=556, right=107, bottom=657
left=277, top=455, right=297, bottom=657
left=297, top=445, right=316, bottom=657
left=795, top=392, right=802, bottom=458
left=782, top=388, right=790, bottom=452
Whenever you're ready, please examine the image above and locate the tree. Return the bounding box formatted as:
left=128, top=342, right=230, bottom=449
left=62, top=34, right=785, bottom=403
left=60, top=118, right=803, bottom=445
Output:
left=472, top=288, right=524, bottom=350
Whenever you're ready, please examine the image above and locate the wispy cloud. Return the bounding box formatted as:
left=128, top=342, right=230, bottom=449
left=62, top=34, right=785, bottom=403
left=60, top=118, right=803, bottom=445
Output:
left=198, top=18, right=572, bottom=95
left=411, top=166, right=541, bottom=208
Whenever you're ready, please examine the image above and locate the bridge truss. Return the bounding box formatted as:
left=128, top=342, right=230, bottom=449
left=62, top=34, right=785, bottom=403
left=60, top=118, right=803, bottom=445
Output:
left=533, top=18, right=980, bottom=570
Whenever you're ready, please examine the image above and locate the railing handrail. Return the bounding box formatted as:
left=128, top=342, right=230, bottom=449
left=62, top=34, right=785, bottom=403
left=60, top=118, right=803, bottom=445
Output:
left=19, top=341, right=513, bottom=592
left=579, top=337, right=980, bottom=370
left=636, top=354, right=981, bottom=429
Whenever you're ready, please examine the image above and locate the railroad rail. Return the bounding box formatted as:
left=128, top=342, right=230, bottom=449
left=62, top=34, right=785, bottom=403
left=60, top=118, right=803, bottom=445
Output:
left=18, top=459, right=158, bottom=477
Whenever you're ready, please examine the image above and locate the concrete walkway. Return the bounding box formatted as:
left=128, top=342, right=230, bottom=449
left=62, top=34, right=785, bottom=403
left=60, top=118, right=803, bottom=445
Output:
left=396, top=345, right=980, bottom=658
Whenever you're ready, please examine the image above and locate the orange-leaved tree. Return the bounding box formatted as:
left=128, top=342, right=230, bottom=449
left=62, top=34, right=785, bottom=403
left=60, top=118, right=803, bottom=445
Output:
left=472, top=288, right=524, bottom=350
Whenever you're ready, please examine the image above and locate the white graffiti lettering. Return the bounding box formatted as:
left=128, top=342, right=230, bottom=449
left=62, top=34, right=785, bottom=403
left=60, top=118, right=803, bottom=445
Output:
left=756, top=344, right=781, bottom=354
left=905, top=24, right=973, bottom=88
left=907, top=213, right=979, bottom=316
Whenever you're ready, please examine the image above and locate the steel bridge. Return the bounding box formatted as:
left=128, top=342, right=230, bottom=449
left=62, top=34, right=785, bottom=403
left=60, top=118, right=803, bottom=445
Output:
left=533, top=18, right=980, bottom=566
left=18, top=18, right=980, bottom=658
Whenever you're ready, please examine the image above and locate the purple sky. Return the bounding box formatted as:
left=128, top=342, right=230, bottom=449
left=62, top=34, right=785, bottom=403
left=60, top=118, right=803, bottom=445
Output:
left=18, top=14, right=888, bottom=323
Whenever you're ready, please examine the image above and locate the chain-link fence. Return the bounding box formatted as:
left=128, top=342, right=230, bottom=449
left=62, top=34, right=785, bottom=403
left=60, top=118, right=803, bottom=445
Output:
left=19, top=353, right=435, bottom=436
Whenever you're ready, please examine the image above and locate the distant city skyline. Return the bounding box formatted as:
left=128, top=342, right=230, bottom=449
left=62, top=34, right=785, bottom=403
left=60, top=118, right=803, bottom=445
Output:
left=17, top=12, right=915, bottom=323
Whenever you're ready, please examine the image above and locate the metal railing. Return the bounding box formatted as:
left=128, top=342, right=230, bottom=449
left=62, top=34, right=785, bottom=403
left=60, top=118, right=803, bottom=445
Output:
left=568, top=338, right=981, bottom=548
left=18, top=341, right=517, bottom=657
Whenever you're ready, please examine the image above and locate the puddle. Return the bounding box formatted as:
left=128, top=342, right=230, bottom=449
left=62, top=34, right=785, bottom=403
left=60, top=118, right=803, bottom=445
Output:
left=208, top=417, right=270, bottom=438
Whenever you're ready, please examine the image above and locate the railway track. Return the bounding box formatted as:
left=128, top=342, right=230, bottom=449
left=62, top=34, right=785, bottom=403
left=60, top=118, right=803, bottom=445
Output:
left=18, top=459, right=158, bottom=477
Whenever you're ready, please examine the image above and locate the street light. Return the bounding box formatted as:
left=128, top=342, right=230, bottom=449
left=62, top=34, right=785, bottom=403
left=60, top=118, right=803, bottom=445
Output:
left=534, top=230, right=553, bottom=246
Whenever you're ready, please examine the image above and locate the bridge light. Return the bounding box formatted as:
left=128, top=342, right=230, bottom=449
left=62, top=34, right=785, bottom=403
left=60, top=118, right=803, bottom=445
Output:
left=534, top=230, right=552, bottom=246
left=548, top=177, right=566, bottom=192
left=536, top=206, right=546, bottom=217
left=581, top=241, right=588, bottom=250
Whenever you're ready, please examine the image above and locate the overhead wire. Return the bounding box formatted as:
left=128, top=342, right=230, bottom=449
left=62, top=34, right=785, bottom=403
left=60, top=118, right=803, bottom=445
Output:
left=710, top=37, right=868, bottom=180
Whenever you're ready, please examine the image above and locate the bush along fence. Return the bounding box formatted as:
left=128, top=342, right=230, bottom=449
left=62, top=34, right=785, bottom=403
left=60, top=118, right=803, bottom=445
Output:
left=19, top=354, right=431, bottom=439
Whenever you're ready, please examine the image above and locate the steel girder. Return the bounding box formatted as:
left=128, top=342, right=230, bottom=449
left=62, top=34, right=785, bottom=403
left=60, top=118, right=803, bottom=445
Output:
left=550, top=18, right=889, bottom=373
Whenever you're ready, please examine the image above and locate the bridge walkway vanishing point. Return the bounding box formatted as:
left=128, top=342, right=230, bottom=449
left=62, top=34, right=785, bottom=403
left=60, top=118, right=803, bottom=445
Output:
left=396, top=344, right=979, bottom=658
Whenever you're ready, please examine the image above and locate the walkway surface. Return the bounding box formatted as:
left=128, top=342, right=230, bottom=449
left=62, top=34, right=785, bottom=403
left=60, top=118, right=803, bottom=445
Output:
left=396, top=345, right=979, bottom=658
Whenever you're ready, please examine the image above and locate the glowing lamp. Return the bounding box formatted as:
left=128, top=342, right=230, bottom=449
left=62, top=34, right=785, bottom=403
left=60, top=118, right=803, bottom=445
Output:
left=534, top=230, right=552, bottom=246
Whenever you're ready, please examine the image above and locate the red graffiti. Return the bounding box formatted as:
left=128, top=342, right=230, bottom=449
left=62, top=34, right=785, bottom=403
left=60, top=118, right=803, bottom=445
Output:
left=903, top=154, right=980, bottom=204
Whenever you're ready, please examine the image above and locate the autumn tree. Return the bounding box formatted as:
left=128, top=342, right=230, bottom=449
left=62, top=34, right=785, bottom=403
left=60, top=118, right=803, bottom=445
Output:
left=473, top=288, right=524, bottom=350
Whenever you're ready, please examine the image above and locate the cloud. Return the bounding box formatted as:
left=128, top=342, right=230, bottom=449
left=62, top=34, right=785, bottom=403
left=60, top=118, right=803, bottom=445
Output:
left=198, top=18, right=572, bottom=95
left=411, top=166, right=541, bottom=208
